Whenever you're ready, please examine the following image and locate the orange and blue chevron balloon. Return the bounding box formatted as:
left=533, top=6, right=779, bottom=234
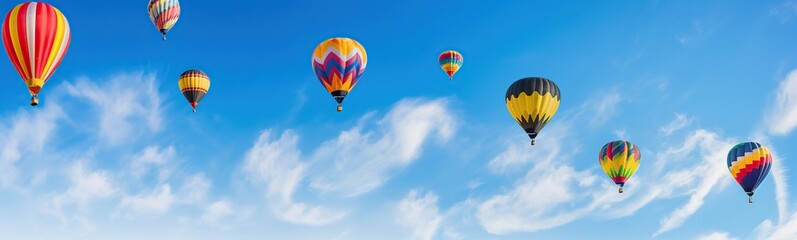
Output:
left=598, top=140, right=641, bottom=193
left=2, top=2, right=71, bottom=106
left=438, top=50, right=463, bottom=80
left=148, top=0, right=180, bottom=40
left=312, top=37, right=367, bottom=112
left=727, top=142, right=772, bottom=203
left=178, top=69, right=210, bottom=113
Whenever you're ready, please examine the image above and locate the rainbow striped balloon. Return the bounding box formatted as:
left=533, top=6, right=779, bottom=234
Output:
left=598, top=140, right=641, bottom=193
left=438, top=50, right=463, bottom=80
left=727, top=142, right=772, bottom=203
left=2, top=2, right=71, bottom=106
left=148, top=0, right=180, bottom=40
left=312, top=37, right=367, bottom=112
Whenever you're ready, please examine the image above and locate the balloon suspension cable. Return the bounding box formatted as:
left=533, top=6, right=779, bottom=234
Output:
left=619, top=187, right=624, bottom=193
left=30, top=95, right=39, bottom=107
left=337, top=105, right=343, bottom=112
left=749, top=196, right=753, bottom=203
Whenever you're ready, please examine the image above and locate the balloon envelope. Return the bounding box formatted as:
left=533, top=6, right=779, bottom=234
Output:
left=599, top=140, right=641, bottom=193
left=438, top=50, right=462, bottom=79
left=505, top=77, right=561, bottom=145
left=148, top=0, right=180, bottom=40
left=311, top=37, right=367, bottom=112
left=178, top=69, right=210, bottom=112
left=2, top=2, right=71, bottom=106
left=727, top=142, right=772, bottom=203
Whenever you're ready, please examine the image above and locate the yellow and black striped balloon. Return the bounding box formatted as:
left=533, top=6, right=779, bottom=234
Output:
left=178, top=69, right=210, bottom=112
left=505, top=77, right=561, bottom=146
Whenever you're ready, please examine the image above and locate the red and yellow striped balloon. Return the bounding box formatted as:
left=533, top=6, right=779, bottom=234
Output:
left=2, top=2, right=71, bottom=106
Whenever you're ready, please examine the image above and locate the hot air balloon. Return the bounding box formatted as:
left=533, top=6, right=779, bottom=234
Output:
left=178, top=69, right=210, bottom=112
left=2, top=2, right=71, bottom=106
left=599, top=140, right=641, bottom=193
left=505, top=77, right=561, bottom=145
left=438, top=50, right=462, bottom=80
left=312, top=37, right=367, bottom=112
left=727, top=142, right=772, bottom=203
left=148, top=0, right=180, bottom=40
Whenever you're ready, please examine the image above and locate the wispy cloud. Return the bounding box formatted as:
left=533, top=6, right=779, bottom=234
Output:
left=309, top=98, right=456, bottom=197
left=697, top=231, right=738, bottom=240
left=48, top=161, right=117, bottom=232
left=0, top=103, right=64, bottom=187
left=756, top=211, right=797, bottom=240
left=64, top=73, right=163, bottom=145
left=587, top=92, right=622, bottom=127
left=476, top=163, right=605, bottom=234
left=396, top=190, right=443, bottom=240
left=487, top=123, right=567, bottom=173
left=675, top=17, right=722, bottom=45
left=770, top=0, right=797, bottom=23
left=650, top=130, right=735, bottom=237
left=659, top=113, right=692, bottom=136
left=119, top=184, right=175, bottom=215
left=200, top=200, right=234, bottom=224
left=130, top=145, right=176, bottom=180
left=766, top=69, right=797, bottom=135
left=242, top=130, right=346, bottom=225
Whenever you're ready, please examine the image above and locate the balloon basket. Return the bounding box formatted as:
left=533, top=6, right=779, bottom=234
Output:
left=30, top=96, right=39, bottom=106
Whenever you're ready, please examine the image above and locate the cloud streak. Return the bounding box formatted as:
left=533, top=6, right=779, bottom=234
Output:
left=309, top=98, right=456, bottom=197
left=396, top=190, right=443, bottom=240
left=766, top=69, right=797, bottom=135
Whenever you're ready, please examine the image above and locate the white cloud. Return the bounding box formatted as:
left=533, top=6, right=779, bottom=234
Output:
left=770, top=1, right=797, bottom=23
left=478, top=123, right=738, bottom=237
left=243, top=130, right=346, bottom=225
left=244, top=130, right=305, bottom=203
left=396, top=190, right=443, bottom=240
left=487, top=123, right=567, bottom=173
left=614, top=129, right=628, bottom=139
left=0, top=103, right=64, bottom=187
left=119, top=184, right=175, bottom=215
left=659, top=113, right=692, bottom=136
left=587, top=92, right=622, bottom=127
left=697, top=231, right=737, bottom=240
left=756, top=212, right=797, bottom=240
left=476, top=164, right=605, bottom=234
left=767, top=69, right=797, bottom=135
left=309, top=98, right=456, bottom=197
left=53, top=161, right=117, bottom=208
left=130, top=145, right=176, bottom=179
left=466, top=179, right=483, bottom=190
left=64, top=72, right=163, bottom=145
left=47, top=161, right=117, bottom=232
left=276, top=202, right=347, bottom=226
left=200, top=200, right=234, bottom=224
left=177, top=173, right=211, bottom=205
left=649, top=130, right=736, bottom=237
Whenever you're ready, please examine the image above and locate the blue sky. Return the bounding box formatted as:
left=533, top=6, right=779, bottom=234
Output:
left=1, top=0, right=797, bottom=239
